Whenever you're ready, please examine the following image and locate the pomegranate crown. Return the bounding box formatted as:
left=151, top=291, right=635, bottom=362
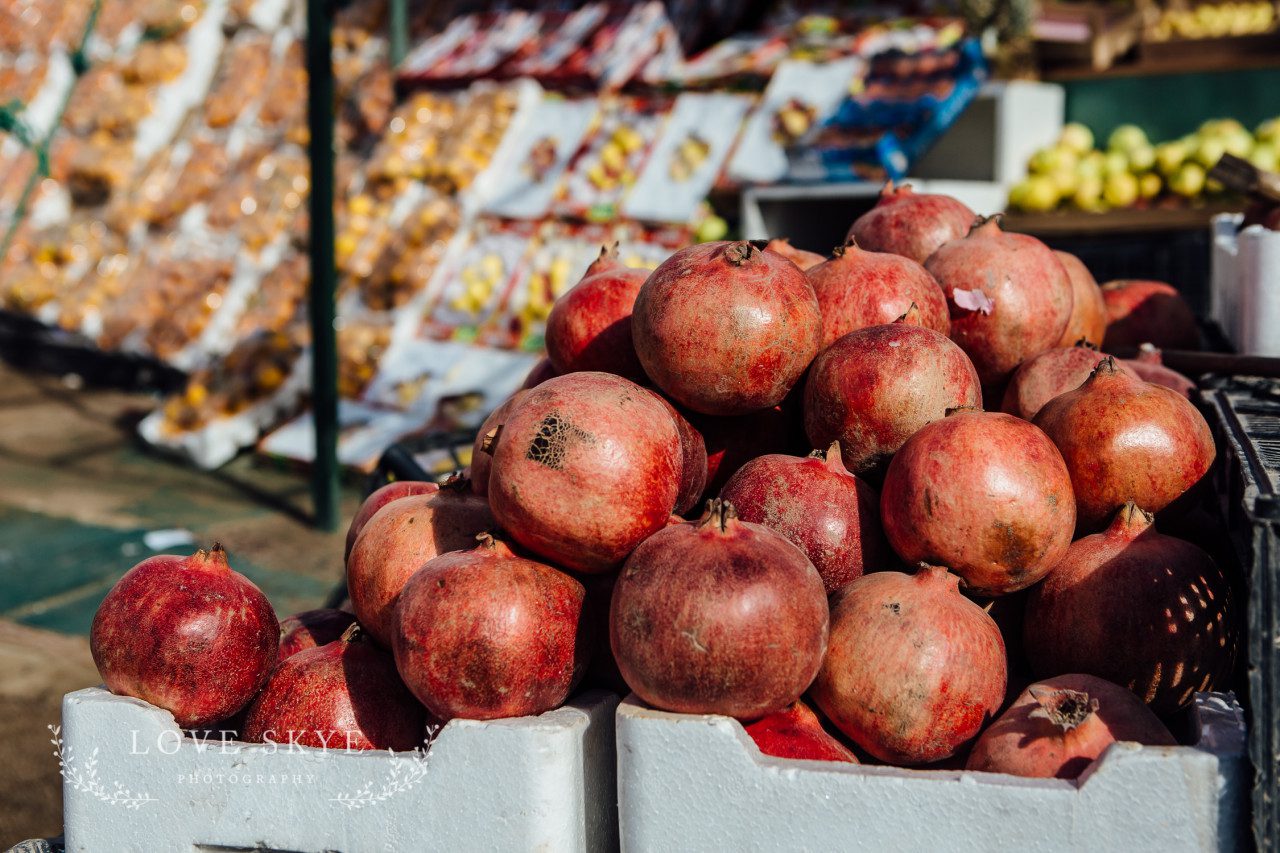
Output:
left=1028, top=686, right=1099, bottom=732
left=698, top=498, right=738, bottom=532
left=830, top=237, right=860, bottom=259
left=1072, top=337, right=1100, bottom=351
left=967, top=213, right=1003, bottom=236
left=1089, top=356, right=1121, bottom=380
left=724, top=240, right=769, bottom=267
left=190, top=543, right=229, bottom=571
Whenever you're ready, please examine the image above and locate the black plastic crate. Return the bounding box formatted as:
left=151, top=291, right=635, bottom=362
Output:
left=1205, top=376, right=1280, bottom=851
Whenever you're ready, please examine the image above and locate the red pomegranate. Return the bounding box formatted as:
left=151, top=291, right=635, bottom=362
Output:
left=521, top=357, right=558, bottom=389
left=803, top=321, right=982, bottom=474
left=1101, top=280, right=1199, bottom=350
left=345, top=480, right=437, bottom=563
left=486, top=371, right=682, bottom=572
left=1123, top=344, right=1196, bottom=398
left=393, top=535, right=588, bottom=720
left=610, top=500, right=828, bottom=720
left=925, top=216, right=1074, bottom=389
left=810, top=565, right=1006, bottom=765
left=279, top=609, right=358, bottom=659
left=1033, top=357, right=1215, bottom=529
left=1054, top=251, right=1107, bottom=347
left=347, top=479, right=495, bottom=645
left=966, top=674, right=1175, bottom=779
left=545, top=244, right=649, bottom=380
left=1001, top=344, right=1138, bottom=421
left=845, top=181, right=974, bottom=264
left=470, top=392, right=526, bottom=498
left=719, top=442, right=890, bottom=594
left=631, top=240, right=822, bottom=415
left=807, top=241, right=949, bottom=346
left=765, top=238, right=826, bottom=271
left=880, top=409, right=1075, bottom=596
left=645, top=390, right=709, bottom=515
left=690, top=405, right=803, bottom=498
left=244, top=625, right=427, bottom=750
left=90, top=545, right=279, bottom=728
left=1024, top=503, right=1237, bottom=713
left=744, top=700, right=859, bottom=763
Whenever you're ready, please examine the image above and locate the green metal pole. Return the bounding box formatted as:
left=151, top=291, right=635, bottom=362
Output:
left=388, top=0, right=408, bottom=69
left=307, top=0, right=340, bottom=531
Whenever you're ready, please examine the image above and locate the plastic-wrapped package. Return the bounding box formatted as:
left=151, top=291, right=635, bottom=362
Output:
left=419, top=218, right=531, bottom=343
left=95, top=253, right=235, bottom=359
left=202, top=30, right=271, bottom=130
left=234, top=250, right=308, bottom=340
left=425, top=82, right=523, bottom=197
left=351, top=193, right=461, bottom=313
left=552, top=95, right=668, bottom=221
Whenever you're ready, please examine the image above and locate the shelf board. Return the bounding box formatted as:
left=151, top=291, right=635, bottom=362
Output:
left=1003, top=202, right=1243, bottom=235
left=1043, top=50, right=1280, bottom=82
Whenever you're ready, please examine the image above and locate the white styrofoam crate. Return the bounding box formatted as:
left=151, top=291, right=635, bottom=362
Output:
left=617, top=692, right=1248, bottom=853
left=1212, top=214, right=1280, bottom=357
left=61, top=687, right=619, bottom=853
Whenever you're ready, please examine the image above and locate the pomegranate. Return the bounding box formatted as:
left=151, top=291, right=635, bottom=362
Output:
left=279, top=609, right=358, bottom=660
left=90, top=545, right=279, bottom=728
left=1123, top=343, right=1196, bottom=398
left=347, top=478, right=495, bottom=645
left=244, top=625, right=427, bottom=750
left=880, top=409, right=1075, bottom=596
left=691, top=405, right=803, bottom=498
left=1101, top=279, right=1199, bottom=350
left=1024, top=503, right=1237, bottom=713
left=393, top=535, right=588, bottom=720
left=486, top=371, right=681, bottom=572
left=610, top=500, right=828, bottom=720
left=744, top=700, right=858, bottom=763
left=807, top=241, right=950, bottom=346
left=803, top=321, right=982, bottom=474
left=545, top=244, right=649, bottom=380
left=764, top=238, right=826, bottom=271
left=925, top=216, right=1074, bottom=389
left=845, top=181, right=975, bottom=264
left=810, top=564, right=1006, bottom=765
left=470, top=392, right=526, bottom=498
left=1001, top=343, right=1138, bottom=421
left=1054, top=251, right=1107, bottom=347
left=966, top=674, right=1175, bottom=779
left=521, top=357, right=558, bottom=389
left=719, top=442, right=890, bottom=594
left=631, top=240, right=822, bottom=415
left=646, top=390, right=708, bottom=515
left=1033, top=357, right=1214, bottom=529
left=345, top=480, right=437, bottom=563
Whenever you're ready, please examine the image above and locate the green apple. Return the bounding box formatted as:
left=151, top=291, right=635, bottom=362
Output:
left=1103, top=150, right=1130, bottom=177
left=1256, top=118, right=1280, bottom=144
left=1170, top=162, right=1207, bottom=197
left=1020, top=175, right=1061, bottom=213
left=1128, top=144, right=1156, bottom=173
left=1073, top=176, right=1107, bottom=212
left=1050, top=167, right=1080, bottom=196
left=1221, top=129, right=1254, bottom=158
left=1108, top=124, right=1149, bottom=153
left=1103, top=172, right=1139, bottom=208
left=1028, top=145, right=1077, bottom=175
left=1059, top=122, right=1095, bottom=155
left=1155, top=141, right=1188, bottom=177
left=696, top=215, right=729, bottom=243
left=1194, top=136, right=1227, bottom=169
left=1139, top=172, right=1163, bottom=199
left=1249, top=144, right=1279, bottom=173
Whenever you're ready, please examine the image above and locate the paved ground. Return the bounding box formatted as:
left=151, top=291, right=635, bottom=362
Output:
left=0, top=361, right=362, bottom=842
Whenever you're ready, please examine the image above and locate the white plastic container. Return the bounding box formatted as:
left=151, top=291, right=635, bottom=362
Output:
left=616, top=692, right=1247, bottom=853
left=1212, top=214, right=1280, bottom=357
left=61, top=687, right=619, bottom=853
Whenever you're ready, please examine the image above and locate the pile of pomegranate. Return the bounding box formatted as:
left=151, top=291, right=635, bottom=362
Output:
left=89, top=184, right=1235, bottom=780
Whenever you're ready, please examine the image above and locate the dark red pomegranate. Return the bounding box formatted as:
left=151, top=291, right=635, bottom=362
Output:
left=631, top=240, right=822, bottom=415
left=279, top=609, right=358, bottom=660
left=1054, top=251, right=1107, bottom=347
left=925, top=216, right=1074, bottom=389
left=1001, top=343, right=1138, bottom=421
left=745, top=700, right=859, bottom=763
left=803, top=321, right=982, bottom=474
left=880, top=409, right=1075, bottom=596
left=966, top=673, right=1175, bottom=779
left=244, top=625, right=427, bottom=750
left=764, top=238, right=826, bottom=271
left=845, top=181, right=975, bottom=264
left=393, top=535, right=588, bottom=720
left=90, top=545, right=279, bottom=728
left=720, top=442, right=890, bottom=594
left=345, top=480, right=437, bottom=563
left=1033, top=357, right=1215, bottom=529
left=807, top=240, right=949, bottom=346
left=644, top=390, right=709, bottom=515
left=1024, top=503, right=1237, bottom=713
left=486, top=371, right=682, bottom=572
left=810, top=564, right=1006, bottom=765
left=1123, top=343, right=1196, bottom=398
left=470, top=392, right=527, bottom=498
left=690, top=405, right=802, bottom=498
left=610, top=500, right=828, bottom=720
left=347, top=479, right=495, bottom=645
left=545, top=244, right=649, bottom=380
left=521, top=357, right=558, bottom=389
left=1101, top=280, right=1199, bottom=350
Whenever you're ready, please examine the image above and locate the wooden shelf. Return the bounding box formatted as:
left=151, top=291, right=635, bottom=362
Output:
left=1003, top=202, right=1243, bottom=235
left=1043, top=49, right=1280, bottom=81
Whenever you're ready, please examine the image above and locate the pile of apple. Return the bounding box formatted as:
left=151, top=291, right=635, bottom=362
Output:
left=90, top=183, right=1237, bottom=779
